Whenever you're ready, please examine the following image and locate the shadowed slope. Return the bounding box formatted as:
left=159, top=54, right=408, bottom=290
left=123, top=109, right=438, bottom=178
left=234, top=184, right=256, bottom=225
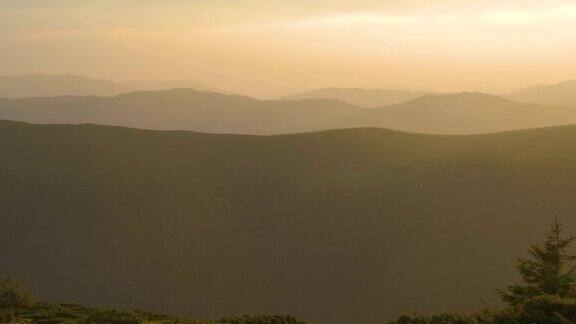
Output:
left=3, top=121, right=576, bottom=322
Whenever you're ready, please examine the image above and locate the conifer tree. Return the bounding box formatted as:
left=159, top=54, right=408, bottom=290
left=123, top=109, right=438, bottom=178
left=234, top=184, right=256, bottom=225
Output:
left=501, top=217, right=576, bottom=306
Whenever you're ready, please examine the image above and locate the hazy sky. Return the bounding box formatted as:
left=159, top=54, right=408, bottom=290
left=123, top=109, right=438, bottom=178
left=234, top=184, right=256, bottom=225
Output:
left=2, top=0, right=576, bottom=97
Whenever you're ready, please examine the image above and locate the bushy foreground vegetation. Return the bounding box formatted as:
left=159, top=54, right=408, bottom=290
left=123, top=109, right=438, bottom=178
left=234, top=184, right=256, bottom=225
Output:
left=393, top=218, right=576, bottom=323
left=0, top=279, right=305, bottom=324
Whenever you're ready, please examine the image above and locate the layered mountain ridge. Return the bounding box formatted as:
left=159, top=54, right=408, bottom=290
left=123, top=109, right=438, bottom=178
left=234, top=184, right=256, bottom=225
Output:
left=2, top=88, right=576, bottom=135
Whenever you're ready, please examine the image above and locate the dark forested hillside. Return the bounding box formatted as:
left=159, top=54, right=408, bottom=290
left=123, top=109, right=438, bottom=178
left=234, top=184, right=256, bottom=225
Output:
left=3, top=120, right=576, bottom=322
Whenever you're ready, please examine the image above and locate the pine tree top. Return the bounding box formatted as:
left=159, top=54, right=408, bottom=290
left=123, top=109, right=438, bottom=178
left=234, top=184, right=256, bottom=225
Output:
left=501, top=217, right=576, bottom=306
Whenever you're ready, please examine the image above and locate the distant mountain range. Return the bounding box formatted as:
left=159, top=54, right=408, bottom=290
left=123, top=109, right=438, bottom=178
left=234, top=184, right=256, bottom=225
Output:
left=3, top=74, right=576, bottom=110
left=349, top=92, right=576, bottom=134
left=280, top=87, right=432, bottom=107
left=0, top=89, right=358, bottom=134
left=123, top=80, right=225, bottom=93
left=2, top=88, right=576, bottom=135
left=0, top=74, right=222, bottom=98
left=3, top=120, right=576, bottom=322
left=508, top=79, right=576, bottom=107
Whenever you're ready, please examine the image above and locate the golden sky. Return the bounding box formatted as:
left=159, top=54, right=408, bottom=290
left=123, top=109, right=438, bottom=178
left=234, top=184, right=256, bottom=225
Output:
left=1, top=0, right=576, bottom=97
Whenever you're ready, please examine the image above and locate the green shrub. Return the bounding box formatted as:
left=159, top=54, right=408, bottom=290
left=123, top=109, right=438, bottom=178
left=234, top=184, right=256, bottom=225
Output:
left=0, top=277, right=35, bottom=309
left=393, top=312, right=482, bottom=324
left=80, top=309, right=146, bottom=323
left=218, top=315, right=306, bottom=324
left=0, top=309, right=14, bottom=323
left=490, top=295, right=576, bottom=323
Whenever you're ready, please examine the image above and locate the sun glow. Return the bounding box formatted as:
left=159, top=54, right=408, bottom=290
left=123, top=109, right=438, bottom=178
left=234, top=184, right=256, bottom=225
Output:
left=2, top=1, right=576, bottom=97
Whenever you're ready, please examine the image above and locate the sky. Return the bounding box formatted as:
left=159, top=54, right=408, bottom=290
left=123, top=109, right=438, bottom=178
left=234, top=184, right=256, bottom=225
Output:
left=1, top=0, right=576, bottom=97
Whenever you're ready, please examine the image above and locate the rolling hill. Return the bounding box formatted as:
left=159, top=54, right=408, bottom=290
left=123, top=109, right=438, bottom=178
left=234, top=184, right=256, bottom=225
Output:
left=3, top=120, right=576, bottom=322
left=508, top=79, right=576, bottom=107
left=0, top=89, right=361, bottom=134
left=280, top=87, right=431, bottom=107
left=345, top=92, right=576, bottom=134
left=0, top=74, right=222, bottom=98
left=2, top=90, right=576, bottom=135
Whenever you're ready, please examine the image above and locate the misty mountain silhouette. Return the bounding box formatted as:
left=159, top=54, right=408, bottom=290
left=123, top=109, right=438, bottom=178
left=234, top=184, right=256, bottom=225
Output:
left=0, top=74, right=131, bottom=98
left=0, top=89, right=360, bottom=134
left=123, top=80, right=225, bottom=93
left=2, top=89, right=576, bottom=135
left=3, top=120, right=576, bottom=322
left=0, top=74, right=221, bottom=98
left=280, top=87, right=432, bottom=107
left=346, top=92, right=576, bottom=134
left=508, top=79, right=576, bottom=107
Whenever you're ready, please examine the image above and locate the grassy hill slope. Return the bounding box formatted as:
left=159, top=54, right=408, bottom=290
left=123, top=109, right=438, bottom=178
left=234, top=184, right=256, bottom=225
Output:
left=2, top=121, right=576, bottom=322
